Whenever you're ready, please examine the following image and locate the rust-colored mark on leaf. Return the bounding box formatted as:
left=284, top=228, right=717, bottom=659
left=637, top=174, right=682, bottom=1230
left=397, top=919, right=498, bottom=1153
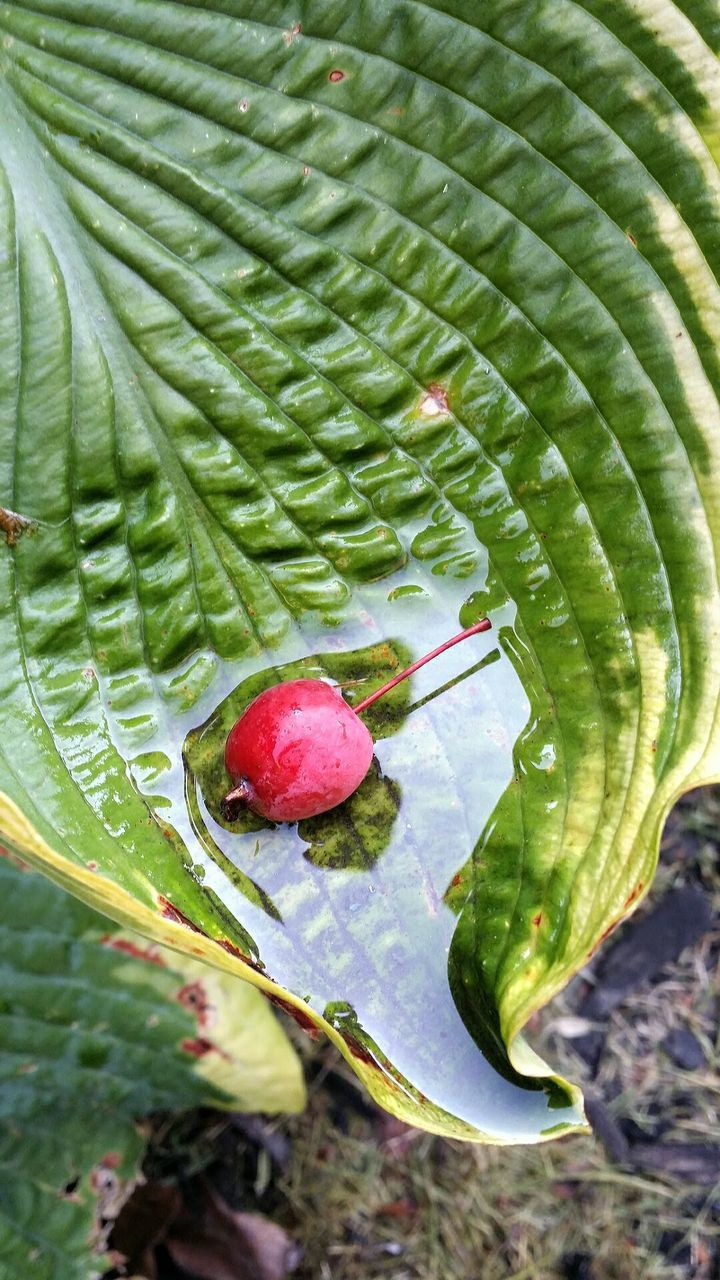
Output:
left=343, top=1032, right=379, bottom=1068
left=181, top=1035, right=230, bottom=1061
left=101, top=935, right=167, bottom=966
left=0, top=506, right=36, bottom=545
left=588, top=919, right=620, bottom=958
left=87, top=860, right=98, bottom=871
left=267, top=993, right=321, bottom=1039
left=176, top=979, right=214, bottom=1028
left=450, top=873, right=462, bottom=889
left=181, top=1036, right=213, bottom=1057
left=624, top=881, right=645, bottom=908
left=532, top=912, right=543, bottom=927
left=418, top=383, right=450, bottom=418
left=283, top=20, right=301, bottom=44
left=218, top=937, right=259, bottom=967
left=329, top=68, right=345, bottom=82
left=158, top=896, right=206, bottom=935
left=626, top=229, right=638, bottom=247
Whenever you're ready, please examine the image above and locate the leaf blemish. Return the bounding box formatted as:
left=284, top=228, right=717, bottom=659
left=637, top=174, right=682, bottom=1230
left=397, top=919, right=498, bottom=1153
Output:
left=176, top=979, right=214, bottom=1027
left=158, top=895, right=206, bottom=935
left=182, top=1036, right=214, bottom=1057
left=329, top=68, right=346, bottom=82
left=624, top=881, right=644, bottom=908
left=418, top=384, right=450, bottom=418
left=267, top=992, right=321, bottom=1038
left=532, top=912, right=542, bottom=927
left=181, top=1036, right=230, bottom=1060
left=101, top=935, right=166, bottom=966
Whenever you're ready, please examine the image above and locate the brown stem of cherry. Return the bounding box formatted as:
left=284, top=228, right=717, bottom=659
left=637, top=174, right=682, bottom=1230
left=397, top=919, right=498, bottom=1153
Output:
left=220, top=779, right=256, bottom=821
left=352, top=618, right=492, bottom=715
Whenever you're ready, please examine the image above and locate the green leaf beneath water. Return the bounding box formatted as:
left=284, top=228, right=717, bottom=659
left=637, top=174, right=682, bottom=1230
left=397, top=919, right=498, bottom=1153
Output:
left=0, top=0, right=719, bottom=1142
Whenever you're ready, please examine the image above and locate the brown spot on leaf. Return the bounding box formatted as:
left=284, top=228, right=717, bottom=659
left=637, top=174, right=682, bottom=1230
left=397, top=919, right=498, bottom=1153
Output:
left=181, top=1036, right=213, bottom=1057
left=588, top=919, right=620, bottom=958
left=626, top=229, right=638, bottom=247
left=218, top=937, right=262, bottom=968
left=532, top=912, right=543, bottom=927
left=418, top=383, right=450, bottom=418
left=267, top=993, right=321, bottom=1039
left=101, top=935, right=166, bottom=966
left=0, top=506, right=36, bottom=545
left=329, top=68, right=345, bottom=82
left=158, top=897, right=206, bottom=935
left=181, top=1036, right=230, bottom=1061
left=343, top=1032, right=378, bottom=1067
left=624, top=881, right=645, bottom=908
left=283, top=20, right=301, bottom=44
left=176, top=980, right=213, bottom=1028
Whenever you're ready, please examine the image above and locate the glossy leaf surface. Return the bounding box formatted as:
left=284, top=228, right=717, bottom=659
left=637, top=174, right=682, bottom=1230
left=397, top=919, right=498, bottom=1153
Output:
left=0, top=855, right=304, bottom=1279
left=0, top=0, right=719, bottom=1142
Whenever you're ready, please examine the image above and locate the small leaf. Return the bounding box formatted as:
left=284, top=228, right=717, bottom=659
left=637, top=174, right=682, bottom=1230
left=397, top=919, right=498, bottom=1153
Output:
left=0, top=855, right=303, bottom=1279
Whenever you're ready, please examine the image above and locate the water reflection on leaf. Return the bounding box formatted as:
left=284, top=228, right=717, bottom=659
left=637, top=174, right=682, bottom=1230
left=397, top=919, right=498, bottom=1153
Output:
left=182, top=635, right=581, bottom=1140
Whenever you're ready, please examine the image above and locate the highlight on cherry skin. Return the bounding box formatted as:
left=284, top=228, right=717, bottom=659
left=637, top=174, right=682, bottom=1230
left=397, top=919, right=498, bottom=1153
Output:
left=221, top=619, right=492, bottom=824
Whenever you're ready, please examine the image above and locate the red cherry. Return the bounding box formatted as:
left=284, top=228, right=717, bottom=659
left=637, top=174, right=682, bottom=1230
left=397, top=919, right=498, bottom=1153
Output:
left=221, top=620, right=491, bottom=823
left=223, top=679, right=374, bottom=822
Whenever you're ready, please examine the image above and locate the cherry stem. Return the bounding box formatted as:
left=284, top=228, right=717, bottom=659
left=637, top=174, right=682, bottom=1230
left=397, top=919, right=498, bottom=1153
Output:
left=220, top=779, right=255, bottom=820
left=352, top=618, right=492, bottom=715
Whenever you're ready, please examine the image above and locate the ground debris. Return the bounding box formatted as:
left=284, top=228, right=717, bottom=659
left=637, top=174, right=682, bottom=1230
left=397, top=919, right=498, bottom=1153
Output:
left=582, top=886, right=713, bottom=1017
left=0, top=505, right=36, bottom=545
left=661, top=1027, right=706, bottom=1071
left=628, top=1142, right=720, bottom=1184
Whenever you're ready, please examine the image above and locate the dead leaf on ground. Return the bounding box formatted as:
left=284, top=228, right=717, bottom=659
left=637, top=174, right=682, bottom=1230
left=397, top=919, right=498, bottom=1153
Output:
left=167, top=1178, right=300, bottom=1280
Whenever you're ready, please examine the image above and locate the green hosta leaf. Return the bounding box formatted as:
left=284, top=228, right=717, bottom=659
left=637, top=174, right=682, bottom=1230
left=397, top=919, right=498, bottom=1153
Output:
left=0, top=855, right=304, bottom=1280
left=0, top=0, right=719, bottom=1142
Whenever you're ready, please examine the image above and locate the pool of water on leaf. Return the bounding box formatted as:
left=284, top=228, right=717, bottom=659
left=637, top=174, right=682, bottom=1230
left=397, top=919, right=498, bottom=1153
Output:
left=133, top=576, right=581, bottom=1141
